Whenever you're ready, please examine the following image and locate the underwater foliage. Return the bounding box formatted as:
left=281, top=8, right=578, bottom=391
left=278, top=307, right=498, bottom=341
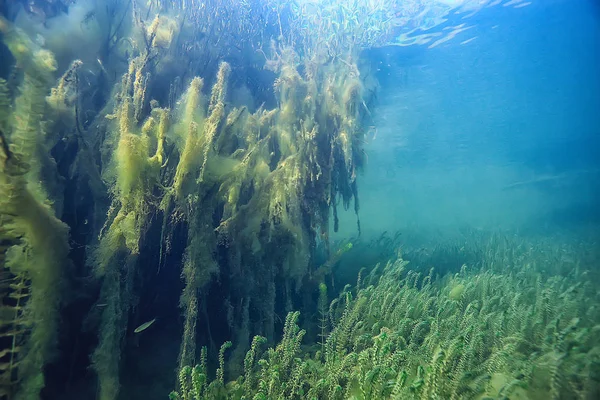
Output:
left=175, top=234, right=600, bottom=400
left=50, top=1, right=382, bottom=398
left=0, top=18, right=72, bottom=399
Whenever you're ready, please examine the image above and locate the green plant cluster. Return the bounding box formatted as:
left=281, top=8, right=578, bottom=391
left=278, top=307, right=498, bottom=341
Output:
left=80, top=1, right=376, bottom=396
left=0, top=18, right=73, bottom=399
left=174, top=236, right=600, bottom=400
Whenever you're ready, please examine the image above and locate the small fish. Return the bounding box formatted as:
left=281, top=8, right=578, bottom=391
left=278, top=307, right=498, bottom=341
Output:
left=97, top=58, right=108, bottom=76
left=134, top=318, right=156, bottom=333
left=335, top=242, right=353, bottom=256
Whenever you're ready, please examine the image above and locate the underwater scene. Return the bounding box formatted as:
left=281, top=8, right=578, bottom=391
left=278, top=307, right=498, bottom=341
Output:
left=0, top=0, right=599, bottom=399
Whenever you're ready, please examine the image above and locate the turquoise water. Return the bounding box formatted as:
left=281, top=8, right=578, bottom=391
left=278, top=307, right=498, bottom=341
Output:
left=335, top=0, right=600, bottom=239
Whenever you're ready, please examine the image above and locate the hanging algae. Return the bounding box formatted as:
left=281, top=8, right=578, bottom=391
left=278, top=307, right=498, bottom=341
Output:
left=69, top=0, right=378, bottom=396
left=0, top=17, right=72, bottom=399
left=165, top=0, right=401, bottom=391
left=91, top=15, right=170, bottom=400
left=158, top=2, right=380, bottom=387
left=168, top=51, right=370, bottom=374
left=113, top=36, right=373, bottom=387
left=169, top=62, right=234, bottom=371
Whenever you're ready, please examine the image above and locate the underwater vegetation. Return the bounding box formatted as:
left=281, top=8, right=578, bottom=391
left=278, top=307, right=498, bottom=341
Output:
left=0, top=1, right=597, bottom=400
left=0, top=17, right=73, bottom=399
left=172, top=233, right=600, bottom=400
left=0, top=0, right=389, bottom=398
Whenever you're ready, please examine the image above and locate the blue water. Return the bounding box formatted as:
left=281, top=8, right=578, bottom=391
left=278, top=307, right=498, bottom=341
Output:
left=335, top=0, right=600, bottom=239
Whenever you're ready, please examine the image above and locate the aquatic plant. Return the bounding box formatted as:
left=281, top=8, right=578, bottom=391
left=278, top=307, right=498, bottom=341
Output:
left=78, top=0, right=375, bottom=393
left=175, top=234, right=600, bottom=399
left=91, top=43, right=171, bottom=400
left=0, top=18, right=72, bottom=399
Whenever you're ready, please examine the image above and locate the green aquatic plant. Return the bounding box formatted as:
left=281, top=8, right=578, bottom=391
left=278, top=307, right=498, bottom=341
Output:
left=167, top=61, right=236, bottom=373
left=0, top=17, right=72, bottom=399
left=175, top=234, right=600, bottom=400
left=90, top=14, right=175, bottom=399
left=318, top=282, right=329, bottom=357
left=66, top=0, right=379, bottom=394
